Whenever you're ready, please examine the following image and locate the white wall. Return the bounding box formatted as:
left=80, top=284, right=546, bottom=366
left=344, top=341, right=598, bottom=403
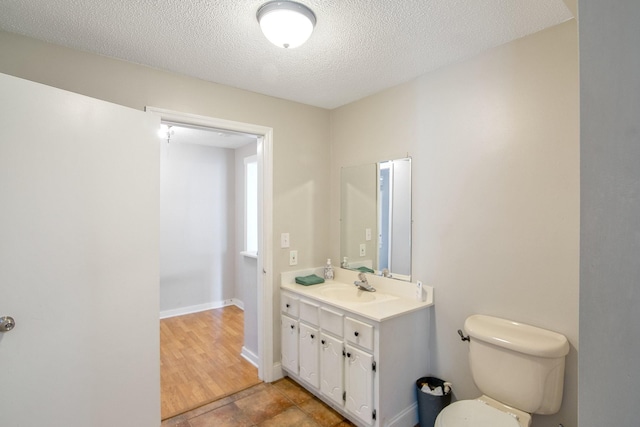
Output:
left=579, top=0, right=640, bottom=425
left=160, top=141, right=236, bottom=313
left=235, top=142, right=259, bottom=361
left=329, top=21, right=579, bottom=427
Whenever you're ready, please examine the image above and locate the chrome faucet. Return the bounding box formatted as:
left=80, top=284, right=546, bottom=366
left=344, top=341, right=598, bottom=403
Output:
left=354, top=272, right=376, bottom=292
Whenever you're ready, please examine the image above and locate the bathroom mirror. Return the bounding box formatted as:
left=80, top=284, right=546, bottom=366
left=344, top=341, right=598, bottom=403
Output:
left=340, top=158, right=412, bottom=281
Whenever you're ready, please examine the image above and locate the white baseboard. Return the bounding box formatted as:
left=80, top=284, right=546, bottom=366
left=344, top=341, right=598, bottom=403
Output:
left=160, top=298, right=244, bottom=319
left=241, top=346, right=259, bottom=368
left=387, top=402, right=418, bottom=427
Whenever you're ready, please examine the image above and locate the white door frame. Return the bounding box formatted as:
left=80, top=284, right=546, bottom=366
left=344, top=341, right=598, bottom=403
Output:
left=145, top=107, right=275, bottom=382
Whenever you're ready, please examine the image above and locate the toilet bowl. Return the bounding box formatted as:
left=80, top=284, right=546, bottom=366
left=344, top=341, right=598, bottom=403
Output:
left=434, top=315, right=569, bottom=427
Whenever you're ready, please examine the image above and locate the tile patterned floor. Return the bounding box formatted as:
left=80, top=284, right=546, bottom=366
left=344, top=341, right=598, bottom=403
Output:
left=161, top=377, right=355, bottom=427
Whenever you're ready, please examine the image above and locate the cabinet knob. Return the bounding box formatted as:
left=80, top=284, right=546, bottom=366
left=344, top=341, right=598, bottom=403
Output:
left=310, top=334, right=315, bottom=339
left=321, top=339, right=326, bottom=345
left=346, top=352, right=351, bottom=358
left=290, top=324, right=295, bottom=329
left=354, top=331, right=359, bottom=337
left=286, top=303, right=290, bottom=308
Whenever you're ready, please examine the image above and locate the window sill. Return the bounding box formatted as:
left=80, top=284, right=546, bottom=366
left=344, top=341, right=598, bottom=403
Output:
left=240, top=251, right=258, bottom=259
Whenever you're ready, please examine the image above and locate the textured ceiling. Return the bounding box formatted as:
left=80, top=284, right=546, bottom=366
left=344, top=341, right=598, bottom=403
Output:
left=0, top=0, right=573, bottom=109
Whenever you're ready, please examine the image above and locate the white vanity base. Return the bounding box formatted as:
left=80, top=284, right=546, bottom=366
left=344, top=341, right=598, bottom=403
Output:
left=280, top=268, right=433, bottom=427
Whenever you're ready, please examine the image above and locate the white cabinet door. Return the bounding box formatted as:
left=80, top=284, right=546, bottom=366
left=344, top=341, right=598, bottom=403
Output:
left=320, top=333, right=344, bottom=406
left=345, top=345, right=374, bottom=425
left=0, top=73, right=160, bottom=427
left=299, top=323, right=319, bottom=388
left=281, top=314, right=299, bottom=373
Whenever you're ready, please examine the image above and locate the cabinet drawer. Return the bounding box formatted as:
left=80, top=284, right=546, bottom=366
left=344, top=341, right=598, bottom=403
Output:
left=281, top=293, right=299, bottom=317
left=345, top=317, right=374, bottom=351
left=320, top=307, right=343, bottom=337
left=300, top=300, right=319, bottom=326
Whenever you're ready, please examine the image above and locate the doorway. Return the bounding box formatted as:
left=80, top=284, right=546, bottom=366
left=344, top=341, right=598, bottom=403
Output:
left=147, top=107, right=275, bottom=416
left=158, top=123, right=255, bottom=318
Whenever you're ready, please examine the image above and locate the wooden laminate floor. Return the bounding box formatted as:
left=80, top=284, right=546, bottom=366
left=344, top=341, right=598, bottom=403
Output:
left=160, top=306, right=261, bottom=420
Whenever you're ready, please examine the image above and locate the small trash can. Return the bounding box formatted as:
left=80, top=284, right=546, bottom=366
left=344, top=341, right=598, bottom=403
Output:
left=416, top=376, right=452, bottom=427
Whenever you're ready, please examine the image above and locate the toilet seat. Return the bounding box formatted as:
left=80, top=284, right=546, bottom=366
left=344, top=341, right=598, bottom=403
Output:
left=435, top=400, right=523, bottom=427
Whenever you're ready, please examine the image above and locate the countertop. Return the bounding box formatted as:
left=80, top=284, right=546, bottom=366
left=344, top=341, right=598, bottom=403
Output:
left=280, top=268, right=434, bottom=322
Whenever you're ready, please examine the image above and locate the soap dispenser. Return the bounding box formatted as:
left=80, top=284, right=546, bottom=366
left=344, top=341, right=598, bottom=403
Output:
left=324, top=259, right=334, bottom=280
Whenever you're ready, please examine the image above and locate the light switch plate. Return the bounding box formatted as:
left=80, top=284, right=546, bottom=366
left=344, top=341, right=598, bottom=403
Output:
left=289, top=250, right=298, bottom=265
left=281, top=233, right=290, bottom=248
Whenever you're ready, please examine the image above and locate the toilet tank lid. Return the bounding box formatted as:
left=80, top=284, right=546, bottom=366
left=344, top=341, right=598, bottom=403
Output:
left=465, top=315, right=569, bottom=358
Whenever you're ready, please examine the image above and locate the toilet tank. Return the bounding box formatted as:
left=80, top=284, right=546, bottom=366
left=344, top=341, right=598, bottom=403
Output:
left=465, top=315, right=570, bottom=414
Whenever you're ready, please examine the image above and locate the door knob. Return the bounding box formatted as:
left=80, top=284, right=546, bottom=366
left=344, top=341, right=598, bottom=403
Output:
left=0, top=316, right=15, bottom=332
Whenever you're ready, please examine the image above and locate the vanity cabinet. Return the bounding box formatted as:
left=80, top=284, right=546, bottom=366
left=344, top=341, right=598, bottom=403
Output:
left=280, top=289, right=429, bottom=427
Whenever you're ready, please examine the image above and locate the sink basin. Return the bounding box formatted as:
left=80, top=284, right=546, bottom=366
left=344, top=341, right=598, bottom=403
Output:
left=315, top=284, right=398, bottom=304
left=320, top=287, right=377, bottom=302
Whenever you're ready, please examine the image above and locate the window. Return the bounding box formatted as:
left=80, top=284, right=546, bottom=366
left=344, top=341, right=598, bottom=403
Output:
left=244, top=155, right=258, bottom=254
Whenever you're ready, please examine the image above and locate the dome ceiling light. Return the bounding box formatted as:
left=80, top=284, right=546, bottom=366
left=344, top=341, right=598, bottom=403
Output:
left=256, top=1, right=316, bottom=49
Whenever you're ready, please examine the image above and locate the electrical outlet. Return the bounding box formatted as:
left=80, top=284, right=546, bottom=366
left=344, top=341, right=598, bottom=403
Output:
left=359, top=243, right=366, bottom=257
left=289, top=250, right=298, bottom=266
left=281, top=233, right=290, bottom=248
left=365, top=228, right=372, bottom=241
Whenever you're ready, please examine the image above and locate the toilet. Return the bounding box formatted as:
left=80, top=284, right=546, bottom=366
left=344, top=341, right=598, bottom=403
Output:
left=435, top=314, right=569, bottom=427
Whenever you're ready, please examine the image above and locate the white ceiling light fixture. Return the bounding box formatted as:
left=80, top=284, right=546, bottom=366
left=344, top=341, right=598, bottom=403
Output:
left=257, top=1, right=316, bottom=49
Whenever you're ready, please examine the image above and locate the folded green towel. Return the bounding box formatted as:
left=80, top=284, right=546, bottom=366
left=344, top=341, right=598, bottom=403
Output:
left=356, top=266, right=375, bottom=273
left=295, top=274, right=325, bottom=286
